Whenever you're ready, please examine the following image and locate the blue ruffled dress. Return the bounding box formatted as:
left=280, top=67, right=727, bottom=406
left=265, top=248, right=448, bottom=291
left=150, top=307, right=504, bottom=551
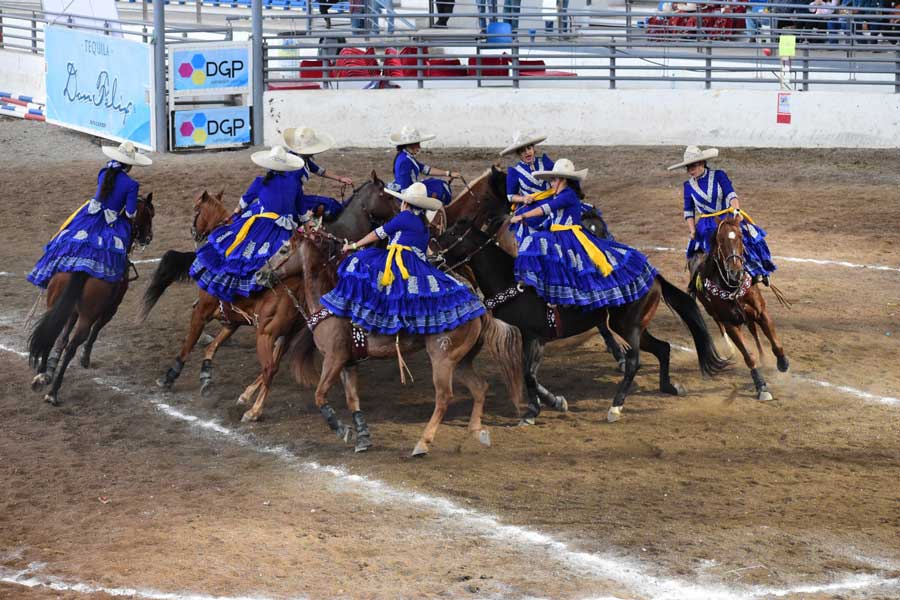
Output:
left=683, top=168, right=776, bottom=278
left=388, top=149, right=452, bottom=205
left=321, top=210, right=485, bottom=335
left=293, top=155, right=345, bottom=218
left=190, top=171, right=308, bottom=302
left=514, top=188, right=658, bottom=310
left=28, top=166, right=138, bottom=288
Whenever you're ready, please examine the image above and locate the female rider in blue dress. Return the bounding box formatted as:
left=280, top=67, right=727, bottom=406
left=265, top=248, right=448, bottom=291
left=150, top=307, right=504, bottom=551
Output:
left=28, top=142, right=152, bottom=288
left=667, top=146, right=775, bottom=287
left=501, top=132, right=555, bottom=244
left=322, top=182, right=485, bottom=335
left=387, top=126, right=459, bottom=206
left=190, top=146, right=310, bottom=302
left=283, top=126, right=354, bottom=220
left=510, top=159, right=657, bottom=310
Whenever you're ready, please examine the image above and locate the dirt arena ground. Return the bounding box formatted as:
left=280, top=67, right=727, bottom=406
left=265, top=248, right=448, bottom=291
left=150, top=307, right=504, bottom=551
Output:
left=0, top=118, right=898, bottom=599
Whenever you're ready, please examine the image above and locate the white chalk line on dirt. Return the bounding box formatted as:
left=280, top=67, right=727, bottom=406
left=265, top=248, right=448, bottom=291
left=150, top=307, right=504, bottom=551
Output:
left=670, top=344, right=900, bottom=407
left=0, top=562, right=295, bottom=600
left=1, top=339, right=897, bottom=600
left=639, top=246, right=900, bottom=274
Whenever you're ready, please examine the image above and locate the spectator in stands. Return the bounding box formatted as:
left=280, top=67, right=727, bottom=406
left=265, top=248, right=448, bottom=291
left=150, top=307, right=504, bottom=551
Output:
left=477, top=0, right=498, bottom=31
left=435, top=0, right=455, bottom=27
left=504, top=0, right=523, bottom=32
left=320, top=0, right=337, bottom=28
left=809, top=0, right=840, bottom=42
left=886, top=0, right=900, bottom=41
left=745, top=0, right=772, bottom=42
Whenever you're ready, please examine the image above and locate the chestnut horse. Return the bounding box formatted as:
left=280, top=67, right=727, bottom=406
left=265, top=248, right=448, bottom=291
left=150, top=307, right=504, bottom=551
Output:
left=142, top=175, right=398, bottom=394
left=29, top=193, right=155, bottom=405
left=257, top=233, right=524, bottom=456
left=695, top=216, right=789, bottom=400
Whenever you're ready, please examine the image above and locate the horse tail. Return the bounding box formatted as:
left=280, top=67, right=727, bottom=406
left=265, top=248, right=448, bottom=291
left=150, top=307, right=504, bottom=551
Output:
left=288, top=327, right=319, bottom=388
left=28, top=272, right=87, bottom=369
left=479, top=313, right=524, bottom=413
left=140, top=250, right=196, bottom=320
left=658, top=275, right=730, bottom=376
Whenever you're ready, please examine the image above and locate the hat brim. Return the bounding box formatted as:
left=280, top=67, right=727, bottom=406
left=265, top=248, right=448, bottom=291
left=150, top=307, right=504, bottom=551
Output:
left=533, top=168, right=587, bottom=182
left=102, top=145, right=152, bottom=166
left=251, top=150, right=305, bottom=172
left=389, top=133, right=436, bottom=146
left=499, top=135, right=547, bottom=157
left=384, top=187, right=443, bottom=211
left=283, top=128, right=335, bottom=155
left=667, top=148, right=719, bottom=171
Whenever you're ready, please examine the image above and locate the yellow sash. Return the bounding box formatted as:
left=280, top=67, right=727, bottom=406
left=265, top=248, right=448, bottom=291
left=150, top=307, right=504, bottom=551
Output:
left=509, top=188, right=555, bottom=213
left=225, top=212, right=281, bottom=257
left=696, top=207, right=755, bottom=225
left=52, top=199, right=92, bottom=239
left=380, top=244, right=411, bottom=287
left=550, top=224, right=613, bottom=277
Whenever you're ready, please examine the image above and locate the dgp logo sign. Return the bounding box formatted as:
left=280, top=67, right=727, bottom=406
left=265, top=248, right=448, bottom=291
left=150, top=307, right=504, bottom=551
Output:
left=172, top=44, right=250, bottom=92
left=174, top=107, right=251, bottom=149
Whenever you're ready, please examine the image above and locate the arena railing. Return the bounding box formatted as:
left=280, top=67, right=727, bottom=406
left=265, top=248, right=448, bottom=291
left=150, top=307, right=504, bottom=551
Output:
left=0, top=2, right=233, bottom=54
left=246, top=0, right=900, bottom=92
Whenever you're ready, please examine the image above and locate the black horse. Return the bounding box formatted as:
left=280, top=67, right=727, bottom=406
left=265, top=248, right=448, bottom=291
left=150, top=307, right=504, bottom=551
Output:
left=435, top=220, right=729, bottom=423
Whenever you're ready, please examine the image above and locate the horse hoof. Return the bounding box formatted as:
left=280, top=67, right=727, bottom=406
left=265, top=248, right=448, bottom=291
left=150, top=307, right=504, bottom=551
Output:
left=355, top=435, right=373, bottom=453
left=411, top=441, right=429, bottom=457
left=236, top=395, right=249, bottom=406
left=757, top=390, right=774, bottom=402
left=31, top=374, right=49, bottom=392
left=200, top=379, right=213, bottom=397
left=617, top=359, right=626, bottom=373
left=80, top=356, right=91, bottom=369
left=241, top=411, right=258, bottom=422
left=337, top=425, right=354, bottom=444
left=553, top=396, right=569, bottom=412
left=607, top=406, right=623, bottom=423
left=663, top=383, right=687, bottom=396
left=156, top=377, right=173, bottom=390
left=44, top=393, right=60, bottom=406
left=477, top=429, right=491, bottom=447
left=777, top=356, right=790, bottom=373
left=517, top=417, right=535, bottom=427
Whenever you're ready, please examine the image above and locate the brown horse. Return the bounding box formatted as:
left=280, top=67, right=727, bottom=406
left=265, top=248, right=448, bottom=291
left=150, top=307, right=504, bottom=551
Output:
left=257, top=234, right=525, bottom=456
left=142, top=175, right=398, bottom=394
left=695, top=216, right=789, bottom=401
left=29, top=194, right=155, bottom=405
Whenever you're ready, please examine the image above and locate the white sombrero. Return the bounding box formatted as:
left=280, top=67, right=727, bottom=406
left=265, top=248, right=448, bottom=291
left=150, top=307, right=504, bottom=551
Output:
left=101, top=141, right=152, bottom=167
left=251, top=145, right=305, bottom=171
left=389, top=126, right=436, bottom=147
left=283, top=126, right=335, bottom=156
left=667, top=145, right=719, bottom=171
left=384, top=182, right=443, bottom=211
left=499, top=131, right=547, bottom=157
left=533, top=158, right=588, bottom=182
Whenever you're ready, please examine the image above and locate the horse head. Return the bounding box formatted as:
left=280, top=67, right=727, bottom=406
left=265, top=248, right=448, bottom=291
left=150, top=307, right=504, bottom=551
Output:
left=713, top=215, right=745, bottom=286
left=255, top=230, right=341, bottom=291
left=358, top=171, right=397, bottom=224
left=132, top=192, right=155, bottom=248
left=192, top=189, right=229, bottom=242
left=444, top=165, right=508, bottom=229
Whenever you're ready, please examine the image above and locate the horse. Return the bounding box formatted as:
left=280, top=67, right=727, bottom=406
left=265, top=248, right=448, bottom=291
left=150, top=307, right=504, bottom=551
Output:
left=142, top=175, right=398, bottom=394
left=443, top=167, right=627, bottom=410
left=436, top=219, right=730, bottom=423
left=29, top=193, right=156, bottom=405
left=694, top=215, right=789, bottom=401
left=258, top=233, right=525, bottom=456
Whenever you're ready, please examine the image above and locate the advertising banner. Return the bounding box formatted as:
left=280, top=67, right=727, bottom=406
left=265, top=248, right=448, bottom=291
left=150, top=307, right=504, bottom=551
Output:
left=171, top=43, right=251, bottom=95
left=173, top=106, right=251, bottom=149
left=45, top=26, right=154, bottom=149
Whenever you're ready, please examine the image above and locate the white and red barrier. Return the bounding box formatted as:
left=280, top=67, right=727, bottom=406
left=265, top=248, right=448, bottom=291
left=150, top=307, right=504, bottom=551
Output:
left=0, top=91, right=46, bottom=122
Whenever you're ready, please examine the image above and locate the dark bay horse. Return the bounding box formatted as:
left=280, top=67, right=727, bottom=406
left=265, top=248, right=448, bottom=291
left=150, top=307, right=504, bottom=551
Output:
left=142, top=175, right=398, bottom=393
left=695, top=215, right=789, bottom=401
left=443, top=167, right=626, bottom=411
left=29, top=194, right=155, bottom=405
left=258, top=233, right=525, bottom=456
left=437, top=219, right=729, bottom=423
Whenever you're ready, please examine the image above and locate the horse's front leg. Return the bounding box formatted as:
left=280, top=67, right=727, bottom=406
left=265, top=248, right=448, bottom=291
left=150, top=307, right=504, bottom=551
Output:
left=453, top=356, right=491, bottom=448
left=412, top=355, right=455, bottom=457
left=44, top=317, right=93, bottom=406
left=531, top=338, right=569, bottom=413
left=722, top=321, right=772, bottom=401
left=340, top=366, right=372, bottom=453
left=607, top=323, right=642, bottom=423
left=640, top=330, right=685, bottom=396
left=316, top=353, right=353, bottom=444
left=80, top=304, right=118, bottom=369
left=756, top=304, right=789, bottom=373
left=200, top=324, right=238, bottom=396
left=32, top=314, right=75, bottom=392
left=157, top=296, right=216, bottom=390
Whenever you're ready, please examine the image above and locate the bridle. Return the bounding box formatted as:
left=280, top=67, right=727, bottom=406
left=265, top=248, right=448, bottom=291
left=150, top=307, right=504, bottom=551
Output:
left=713, top=219, right=745, bottom=288
left=430, top=220, right=503, bottom=274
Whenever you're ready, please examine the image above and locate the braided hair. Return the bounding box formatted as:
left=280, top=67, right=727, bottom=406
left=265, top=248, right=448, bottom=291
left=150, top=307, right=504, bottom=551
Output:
left=98, top=160, right=129, bottom=202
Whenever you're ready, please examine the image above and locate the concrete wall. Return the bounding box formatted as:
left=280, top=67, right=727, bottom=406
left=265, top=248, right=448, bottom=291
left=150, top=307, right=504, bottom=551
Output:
left=0, top=50, right=46, bottom=100
left=263, top=88, right=900, bottom=149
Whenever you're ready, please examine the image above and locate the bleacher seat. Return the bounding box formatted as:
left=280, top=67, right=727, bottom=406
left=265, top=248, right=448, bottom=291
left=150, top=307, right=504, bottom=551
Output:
left=336, top=47, right=379, bottom=78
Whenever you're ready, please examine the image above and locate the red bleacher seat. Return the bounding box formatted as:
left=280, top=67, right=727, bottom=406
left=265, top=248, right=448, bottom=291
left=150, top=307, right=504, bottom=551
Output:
left=425, top=58, right=466, bottom=78
left=467, top=56, right=509, bottom=77
left=384, top=46, right=425, bottom=78
left=336, top=47, right=379, bottom=78
left=516, top=58, right=577, bottom=77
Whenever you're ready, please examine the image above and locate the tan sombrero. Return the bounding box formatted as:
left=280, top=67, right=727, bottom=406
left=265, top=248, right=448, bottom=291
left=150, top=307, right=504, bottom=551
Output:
left=389, top=126, right=436, bottom=147
left=101, top=141, right=152, bottom=167
left=384, top=182, right=443, bottom=211
left=251, top=145, right=305, bottom=172
left=533, top=158, right=588, bottom=182
left=499, top=131, right=547, bottom=157
left=283, top=126, right=335, bottom=156
left=667, top=145, right=719, bottom=171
